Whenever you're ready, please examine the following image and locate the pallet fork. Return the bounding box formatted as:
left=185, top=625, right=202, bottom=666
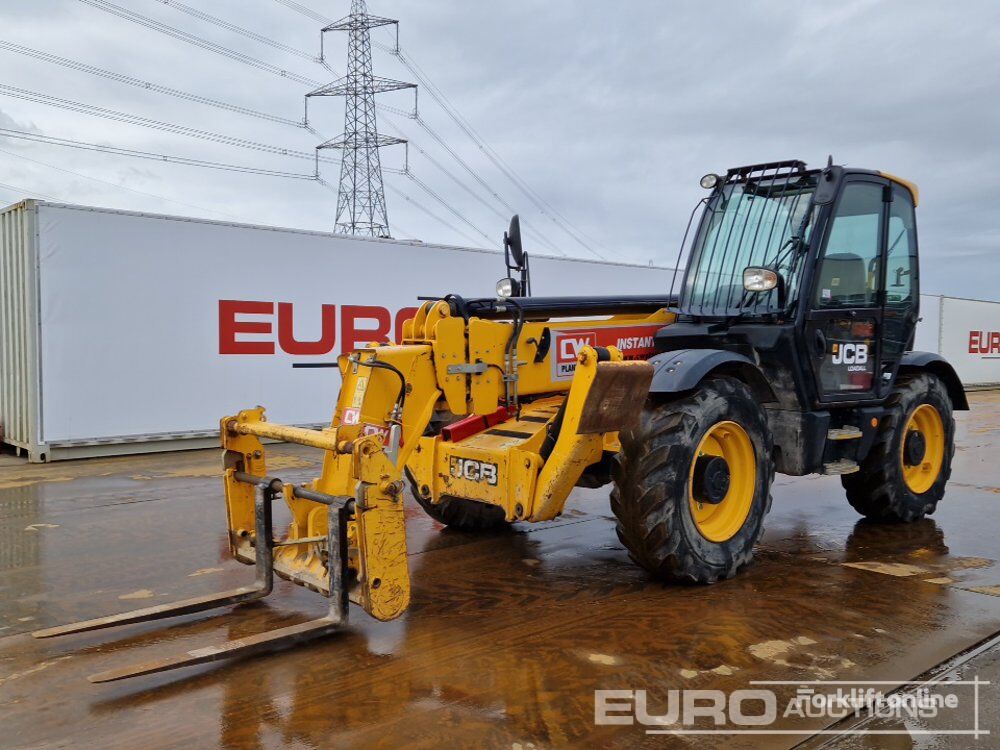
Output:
left=34, top=472, right=352, bottom=683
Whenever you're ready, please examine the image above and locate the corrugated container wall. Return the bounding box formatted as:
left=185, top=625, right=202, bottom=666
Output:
left=0, top=201, right=41, bottom=458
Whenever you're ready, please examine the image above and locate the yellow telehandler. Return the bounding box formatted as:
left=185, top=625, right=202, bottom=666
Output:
left=36, top=159, right=967, bottom=682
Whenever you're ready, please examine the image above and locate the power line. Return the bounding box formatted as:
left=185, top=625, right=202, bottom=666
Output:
left=384, top=43, right=609, bottom=259
left=76, top=0, right=319, bottom=87
left=0, top=127, right=317, bottom=179
left=316, top=0, right=411, bottom=237
left=42, top=0, right=508, bottom=246
left=145, top=0, right=570, bottom=255
left=0, top=83, right=498, bottom=241
left=0, top=39, right=301, bottom=126
left=0, top=83, right=341, bottom=166
left=319, top=177, right=481, bottom=248
left=0, top=146, right=248, bottom=221
left=0, top=179, right=63, bottom=202
left=73, top=0, right=506, bottom=244
left=151, top=0, right=317, bottom=62
left=265, top=0, right=569, bottom=254
left=267, top=3, right=524, bottom=212
left=1, top=38, right=505, bottom=248
left=402, top=171, right=491, bottom=244
left=0, top=83, right=500, bottom=243
left=272, top=0, right=328, bottom=25
left=139, top=0, right=495, bottom=243
left=0, top=127, right=490, bottom=246
left=407, top=111, right=565, bottom=254
left=270, top=0, right=603, bottom=257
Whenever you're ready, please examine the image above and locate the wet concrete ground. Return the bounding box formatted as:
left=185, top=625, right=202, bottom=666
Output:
left=1, top=391, right=998, bottom=749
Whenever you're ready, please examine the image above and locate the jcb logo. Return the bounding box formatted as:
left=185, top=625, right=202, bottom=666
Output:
left=450, top=457, right=499, bottom=486
left=831, top=343, right=868, bottom=365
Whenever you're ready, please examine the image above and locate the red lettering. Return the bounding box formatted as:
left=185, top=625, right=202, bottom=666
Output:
left=221, top=302, right=419, bottom=356
left=277, top=303, right=337, bottom=355
left=219, top=300, right=274, bottom=355
left=992, top=332, right=1000, bottom=355
left=969, top=331, right=981, bottom=354
left=395, top=307, right=418, bottom=343
left=342, top=305, right=392, bottom=352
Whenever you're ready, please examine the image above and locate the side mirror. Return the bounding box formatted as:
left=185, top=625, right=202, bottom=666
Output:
left=814, top=164, right=843, bottom=205
left=501, top=214, right=531, bottom=297
left=504, top=215, right=524, bottom=268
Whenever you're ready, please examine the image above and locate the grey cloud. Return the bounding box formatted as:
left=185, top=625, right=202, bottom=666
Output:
left=0, top=0, right=996, bottom=298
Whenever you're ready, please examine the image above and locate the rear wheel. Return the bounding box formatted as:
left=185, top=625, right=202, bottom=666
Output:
left=405, top=471, right=509, bottom=531
left=611, top=376, right=774, bottom=583
left=843, top=373, right=954, bottom=521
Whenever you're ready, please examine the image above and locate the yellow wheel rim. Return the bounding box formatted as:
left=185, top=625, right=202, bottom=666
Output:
left=688, top=421, right=757, bottom=543
left=901, top=403, right=945, bottom=494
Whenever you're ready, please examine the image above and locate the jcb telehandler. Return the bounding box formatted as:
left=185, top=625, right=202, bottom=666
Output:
left=36, top=159, right=967, bottom=682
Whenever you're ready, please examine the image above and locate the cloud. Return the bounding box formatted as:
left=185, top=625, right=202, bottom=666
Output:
left=0, top=106, right=42, bottom=137
left=0, top=0, right=997, bottom=300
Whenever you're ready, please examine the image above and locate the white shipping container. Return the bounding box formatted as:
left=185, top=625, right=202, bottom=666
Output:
left=938, top=296, right=1000, bottom=387
left=914, top=294, right=943, bottom=354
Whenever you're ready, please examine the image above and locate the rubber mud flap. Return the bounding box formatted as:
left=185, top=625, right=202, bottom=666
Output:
left=576, top=360, right=654, bottom=435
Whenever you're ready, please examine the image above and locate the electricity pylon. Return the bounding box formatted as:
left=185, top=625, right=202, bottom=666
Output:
left=307, top=0, right=415, bottom=237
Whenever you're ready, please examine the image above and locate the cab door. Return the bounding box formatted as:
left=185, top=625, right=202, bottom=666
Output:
left=804, top=177, right=888, bottom=403
left=879, top=184, right=920, bottom=393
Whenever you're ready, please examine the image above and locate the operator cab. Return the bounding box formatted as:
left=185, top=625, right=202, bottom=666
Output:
left=659, top=159, right=924, bottom=411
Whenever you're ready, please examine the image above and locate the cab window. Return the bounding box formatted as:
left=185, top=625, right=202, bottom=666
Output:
left=885, top=186, right=917, bottom=305
left=814, top=182, right=884, bottom=308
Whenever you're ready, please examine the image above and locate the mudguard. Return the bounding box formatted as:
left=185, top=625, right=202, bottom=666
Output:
left=648, top=349, right=776, bottom=402
left=899, top=351, right=969, bottom=410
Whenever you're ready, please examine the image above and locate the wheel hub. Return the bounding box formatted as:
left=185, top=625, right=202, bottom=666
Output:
left=693, top=455, right=731, bottom=505
left=903, top=429, right=926, bottom=466
left=900, top=403, right=946, bottom=495
left=688, top=420, right=756, bottom=543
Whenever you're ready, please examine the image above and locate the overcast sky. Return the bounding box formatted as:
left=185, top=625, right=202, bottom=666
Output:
left=1, top=0, right=998, bottom=299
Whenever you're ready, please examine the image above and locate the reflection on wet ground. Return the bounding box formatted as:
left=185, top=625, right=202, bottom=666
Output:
left=1, top=391, right=999, bottom=749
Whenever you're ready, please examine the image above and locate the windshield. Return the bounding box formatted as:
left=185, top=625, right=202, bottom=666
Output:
left=680, top=173, right=818, bottom=316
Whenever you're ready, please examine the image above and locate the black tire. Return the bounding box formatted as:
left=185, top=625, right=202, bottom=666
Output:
left=611, top=376, right=774, bottom=583
left=405, top=471, right=509, bottom=531
left=843, top=373, right=955, bottom=522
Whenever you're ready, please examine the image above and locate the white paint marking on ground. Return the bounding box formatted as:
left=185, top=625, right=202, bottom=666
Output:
left=842, top=561, right=929, bottom=577
left=188, top=567, right=224, bottom=577
left=119, top=589, right=155, bottom=600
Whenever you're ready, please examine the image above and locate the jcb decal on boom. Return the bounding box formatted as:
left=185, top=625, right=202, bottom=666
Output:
left=449, top=457, right=499, bottom=486
left=551, top=324, right=661, bottom=380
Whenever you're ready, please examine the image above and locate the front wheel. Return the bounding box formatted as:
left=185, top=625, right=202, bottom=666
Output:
left=843, top=373, right=955, bottom=522
left=611, top=376, right=774, bottom=583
